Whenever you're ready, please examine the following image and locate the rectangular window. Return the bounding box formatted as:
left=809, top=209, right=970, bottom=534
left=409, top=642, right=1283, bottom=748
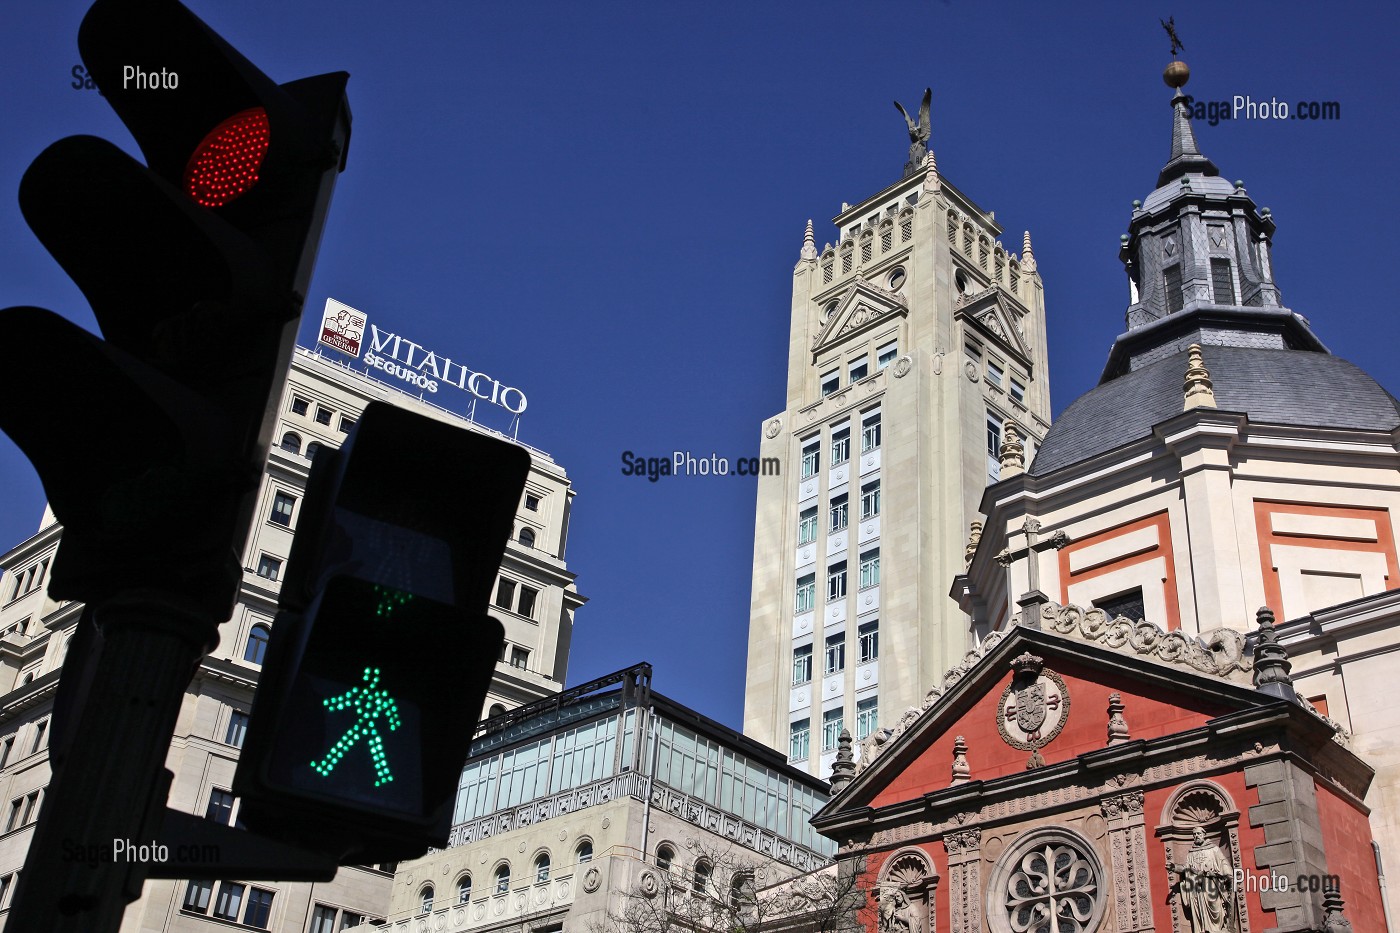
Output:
left=510, top=647, right=529, bottom=670
left=824, top=634, right=845, bottom=675
left=1010, top=377, right=1027, bottom=403
left=797, top=507, right=818, bottom=546
left=862, top=412, right=881, bottom=452
left=255, top=555, right=281, bottom=581
left=495, top=578, right=516, bottom=610
left=789, top=719, right=810, bottom=761
left=5, top=798, right=20, bottom=833
left=311, top=905, right=337, bottom=933
left=338, top=415, right=356, bottom=433
left=795, top=575, right=816, bottom=614
left=205, top=789, right=235, bottom=825
left=856, top=697, right=879, bottom=740
left=830, top=429, right=850, bottom=466
left=860, top=480, right=880, bottom=519
left=340, top=914, right=366, bottom=931
left=859, top=550, right=880, bottom=590
left=270, top=492, right=296, bottom=528
left=290, top=397, right=309, bottom=416
left=848, top=358, right=869, bottom=383
left=184, top=879, right=213, bottom=913
left=517, top=586, right=538, bottom=619
left=800, top=439, right=820, bottom=479
left=213, top=882, right=245, bottom=921
left=829, top=494, right=849, bottom=534
left=826, top=562, right=847, bottom=602
left=30, top=720, right=46, bottom=754
left=225, top=711, right=249, bottom=749
left=820, top=370, right=839, bottom=397
left=987, top=359, right=1004, bottom=388
left=877, top=342, right=898, bottom=369
left=1211, top=258, right=1235, bottom=304
left=792, top=644, right=812, bottom=685
left=315, top=406, right=333, bottom=426
left=1164, top=264, right=1184, bottom=314
left=858, top=620, right=879, bottom=663
left=822, top=708, right=843, bottom=751
left=0, top=737, right=13, bottom=769
left=524, top=494, right=540, bottom=511
left=1094, top=588, right=1146, bottom=624
left=243, top=888, right=274, bottom=929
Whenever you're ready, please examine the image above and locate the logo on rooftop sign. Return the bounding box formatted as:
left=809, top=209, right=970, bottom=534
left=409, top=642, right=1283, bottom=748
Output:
left=319, top=298, right=365, bottom=358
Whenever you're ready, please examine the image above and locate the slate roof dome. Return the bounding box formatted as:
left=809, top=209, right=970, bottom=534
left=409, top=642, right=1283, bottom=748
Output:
left=1030, top=345, right=1400, bottom=476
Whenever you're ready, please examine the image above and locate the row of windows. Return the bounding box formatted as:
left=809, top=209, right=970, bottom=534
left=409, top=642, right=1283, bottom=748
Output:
left=795, top=549, right=880, bottom=612
left=652, top=844, right=754, bottom=905
left=1161, top=260, right=1237, bottom=315
left=967, top=341, right=1027, bottom=404
left=499, top=641, right=530, bottom=671
left=494, top=578, right=540, bottom=619
left=183, top=880, right=274, bottom=927
left=800, top=481, right=881, bottom=543
left=800, top=412, right=882, bottom=480
left=310, top=904, right=374, bottom=933
left=417, top=844, right=594, bottom=913
left=289, top=395, right=356, bottom=434
left=278, top=432, right=333, bottom=461
left=0, top=718, right=49, bottom=771
left=789, top=697, right=878, bottom=760
left=792, top=621, right=878, bottom=684
left=818, top=341, right=898, bottom=398
left=5, top=790, right=41, bottom=833
left=5, top=558, right=49, bottom=604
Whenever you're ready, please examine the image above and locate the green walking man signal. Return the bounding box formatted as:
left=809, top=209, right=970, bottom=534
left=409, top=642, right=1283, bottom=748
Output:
left=311, top=667, right=402, bottom=787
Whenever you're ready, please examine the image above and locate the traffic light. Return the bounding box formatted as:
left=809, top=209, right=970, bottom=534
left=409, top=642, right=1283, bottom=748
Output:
left=0, top=0, right=350, bottom=622
left=234, top=402, right=531, bottom=861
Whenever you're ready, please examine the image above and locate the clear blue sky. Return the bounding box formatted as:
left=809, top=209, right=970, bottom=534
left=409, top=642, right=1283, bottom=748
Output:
left=2, top=0, right=1397, bottom=731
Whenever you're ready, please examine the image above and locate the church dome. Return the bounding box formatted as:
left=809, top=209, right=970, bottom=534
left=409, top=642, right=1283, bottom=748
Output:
left=1030, top=345, right=1400, bottom=477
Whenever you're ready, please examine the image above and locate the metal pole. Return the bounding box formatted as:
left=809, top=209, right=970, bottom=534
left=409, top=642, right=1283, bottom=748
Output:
left=7, top=591, right=214, bottom=932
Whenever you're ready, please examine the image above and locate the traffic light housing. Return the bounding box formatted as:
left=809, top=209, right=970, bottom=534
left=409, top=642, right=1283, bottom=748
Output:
left=0, top=0, right=350, bottom=623
left=234, top=403, right=531, bottom=861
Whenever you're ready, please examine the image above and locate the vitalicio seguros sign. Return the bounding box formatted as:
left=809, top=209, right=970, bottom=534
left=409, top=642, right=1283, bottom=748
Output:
left=317, top=298, right=528, bottom=415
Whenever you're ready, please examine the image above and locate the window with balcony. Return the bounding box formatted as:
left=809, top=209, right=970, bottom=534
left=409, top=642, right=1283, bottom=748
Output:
left=795, top=575, right=815, bottom=614
left=829, top=495, right=849, bottom=534
left=859, top=549, right=880, bottom=590
left=831, top=429, right=850, bottom=466
left=827, top=562, right=847, bottom=602
left=792, top=644, right=812, bottom=685
left=797, top=507, right=818, bottom=546
left=789, top=719, right=810, bottom=761
left=858, top=620, right=879, bottom=663
left=856, top=697, right=879, bottom=739
left=822, top=708, right=844, bottom=751
left=824, top=634, right=845, bottom=675
left=861, top=412, right=881, bottom=452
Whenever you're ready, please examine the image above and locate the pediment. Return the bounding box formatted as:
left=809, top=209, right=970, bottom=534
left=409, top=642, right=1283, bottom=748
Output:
left=811, top=276, right=909, bottom=355
left=955, top=288, right=1031, bottom=365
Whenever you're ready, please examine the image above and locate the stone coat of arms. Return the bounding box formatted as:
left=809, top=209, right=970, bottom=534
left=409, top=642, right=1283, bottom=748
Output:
left=997, top=653, right=1070, bottom=756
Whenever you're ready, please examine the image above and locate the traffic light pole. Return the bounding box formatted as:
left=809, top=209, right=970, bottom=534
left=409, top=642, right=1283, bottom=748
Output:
left=6, top=593, right=213, bottom=930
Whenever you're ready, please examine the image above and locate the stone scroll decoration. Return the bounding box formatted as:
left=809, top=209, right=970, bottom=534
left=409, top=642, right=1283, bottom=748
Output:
left=1039, top=603, right=1254, bottom=682
left=1154, top=781, right=1250, bottom=933
left=876, top=847, right=938, bottom=933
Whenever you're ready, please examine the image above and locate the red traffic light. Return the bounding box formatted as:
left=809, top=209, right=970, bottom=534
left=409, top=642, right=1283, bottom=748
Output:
left=185, top=107, right=270, bottom=207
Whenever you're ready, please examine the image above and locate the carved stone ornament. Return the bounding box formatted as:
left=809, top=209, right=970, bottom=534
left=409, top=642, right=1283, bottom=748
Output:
left=997, top=655, right=1070, bottom=752
left=893, top=355, right=913, bottom=378
left=582, top=867, right=601, bottom=893
left=965, top=361, right=980, bottom=382
left=765, top=418, right=782, bottom=439
left=988, top=828, right=1105, bottom=933
left=1040, top=602, right=1253, bottom=680
left=1099, top=790, right=1144, bottom=819
left=639, top=870, right=660, bottom=898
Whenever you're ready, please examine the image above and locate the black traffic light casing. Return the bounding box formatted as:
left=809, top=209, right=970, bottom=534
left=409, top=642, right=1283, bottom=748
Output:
left=235, top=403, right=531, bottom=861
left=0, top=0, right=350, bottom=624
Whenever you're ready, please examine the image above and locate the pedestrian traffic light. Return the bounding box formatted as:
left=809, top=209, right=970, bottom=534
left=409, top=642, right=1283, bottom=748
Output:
left=234, top=403, right=531, bottom=861
left=0, top=0, right=350, bottom=622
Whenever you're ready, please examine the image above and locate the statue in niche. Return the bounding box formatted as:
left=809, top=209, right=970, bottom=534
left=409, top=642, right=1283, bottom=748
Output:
left=1167, top=826, right=1237, bottom=933
left=878, top=887, right=920, bottom=933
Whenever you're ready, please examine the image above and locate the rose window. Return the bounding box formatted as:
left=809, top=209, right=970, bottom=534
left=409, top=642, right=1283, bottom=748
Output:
left=989, top=830, right=1104, bottom=933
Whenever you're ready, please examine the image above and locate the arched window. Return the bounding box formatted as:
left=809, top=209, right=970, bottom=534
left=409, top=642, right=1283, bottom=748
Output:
left=729, top=871, right=754, bottom=911
left=656, top=845, right=674, bottom=873
left=279, top=432, right=301, bottom=454
left=576, top=841, right=593, bottom=865
left=518, top=528, right=535, bottom=548
left=488, top=703, right=506, bottom=718
left=494, top=864, right=510, bottom=895
left=534, top=853, right=550, bottom=884
left=692, top=859, right=711, bottom=895
left=419, top=885, right=434, bottom=915
left=457, top=875, right=472, bottom=904
left=305, top=441, right=322, bottom=461
left=243, top=624, right=270, bottom=665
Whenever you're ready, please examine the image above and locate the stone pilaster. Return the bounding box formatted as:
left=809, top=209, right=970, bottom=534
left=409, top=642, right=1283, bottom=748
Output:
left=1101, top=790, right=1155, bottom=932
left=944, top=827, right=983, bottom=933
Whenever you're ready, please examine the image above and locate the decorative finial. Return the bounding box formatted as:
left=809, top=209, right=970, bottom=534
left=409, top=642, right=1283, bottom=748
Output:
left=1183, top=344, right=1217, bottom=409
left=1253, top=606, right=1298, bottom=701
left=829, top=728, right=856, bottom=795
left=1106, top=693, right=1130, bottom=745
left=999, top=424, right=1025, bottom=478
left=1020, top=230, right=1036, bottom=273
left=923, top=147, right=941, bottom=193
left=965, top=520, right=983, bottom=565
left=800, top=219, right=817, bottom=262
left=1010, top=652, right=1044, bottom=678
left=1322, top=884, right=1354, bottom=932
left=950, top=735, right=970, bottom=784
left=1160, top=17, right=1189, bottom=88
left=894, top=88, right=933, bottom=179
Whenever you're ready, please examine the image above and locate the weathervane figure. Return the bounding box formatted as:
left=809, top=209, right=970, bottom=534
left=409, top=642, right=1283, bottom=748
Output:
left=1161, top=16, right=1185, bottom=58
left=894, top=88, right=932, bottom=178
left=311, top=666, right=402, bottom=787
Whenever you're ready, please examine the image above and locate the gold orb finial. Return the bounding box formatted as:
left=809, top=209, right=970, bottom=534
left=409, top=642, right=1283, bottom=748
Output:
left=1163, top=60, right=1190, bottom=89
